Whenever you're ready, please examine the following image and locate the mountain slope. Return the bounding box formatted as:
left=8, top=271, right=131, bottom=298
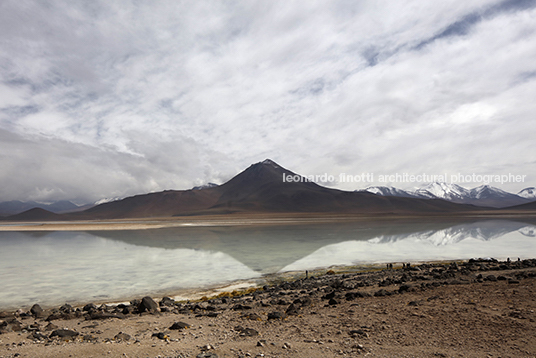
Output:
left=77, top=159, right=483, bottom=219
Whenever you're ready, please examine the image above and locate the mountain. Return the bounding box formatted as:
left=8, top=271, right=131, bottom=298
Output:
left=361, top=186, right=423, bottom=198
left=0, top=200, right=80, bottom=216
left=518, top=187, right=536, bottom=199
left=364, top=182, right=530, bottom=208
left=6, top=208, right=62, bottom=221
left=415, top=182, right=470, bottom=201
left=192, top=183, right=219, bottom=190
left=66, top=159, right=482, bottom=219
left=465, top=185, right=529, bottom=208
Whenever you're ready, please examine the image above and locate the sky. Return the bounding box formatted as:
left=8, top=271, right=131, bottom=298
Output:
left=1, top=0, right=536, bottom=204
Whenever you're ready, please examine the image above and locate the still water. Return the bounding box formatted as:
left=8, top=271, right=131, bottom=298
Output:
left=0, top=219, right=535, bottom=310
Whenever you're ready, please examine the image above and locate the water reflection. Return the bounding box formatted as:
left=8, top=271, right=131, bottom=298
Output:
left=0, top=219, right=534, bottom=309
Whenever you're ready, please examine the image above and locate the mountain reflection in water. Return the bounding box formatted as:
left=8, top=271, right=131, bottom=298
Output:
left=0, top=219, right=534, bottom=309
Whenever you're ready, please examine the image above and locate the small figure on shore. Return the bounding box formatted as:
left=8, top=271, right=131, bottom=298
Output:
left=305, top=270, right=309, bottom=279
left=407, top=262, right=411, bottom=269
left=402, top=263, right=406, bottom=269
left=389, top=263, right=393, bottom=270
left=507, top=257, right=511, bottom=264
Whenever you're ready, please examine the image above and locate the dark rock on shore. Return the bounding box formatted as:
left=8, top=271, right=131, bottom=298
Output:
left=30, top=304, right=44, bottom=317
left=114, top=332, right=131, bottom=341
left=50, top=329, right=79, bottom=339
left=139, top=296, right=159, bottom=313
left=169, top=321, right=190, bottom=330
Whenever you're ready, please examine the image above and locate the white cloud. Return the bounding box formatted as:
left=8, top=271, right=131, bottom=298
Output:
left=0, top=0, right=535, bottom=202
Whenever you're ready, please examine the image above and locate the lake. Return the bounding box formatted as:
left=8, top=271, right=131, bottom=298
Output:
left=0, top=218, right=535, bottom=310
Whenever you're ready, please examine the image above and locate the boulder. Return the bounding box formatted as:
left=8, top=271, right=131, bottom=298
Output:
left=138, top=296, right=159, bottom=313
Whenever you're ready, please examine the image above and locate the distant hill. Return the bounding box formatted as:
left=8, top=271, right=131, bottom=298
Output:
left=504, top=200, right=536, bottom=211
left=71, top=159, right=482, bottom=219
left=0, top=200, right=80, bottom=216
left=6, top=208, right=62, bottom=221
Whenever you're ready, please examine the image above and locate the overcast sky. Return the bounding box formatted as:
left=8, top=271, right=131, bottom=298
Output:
left=1, top=0, right=535, bottom=204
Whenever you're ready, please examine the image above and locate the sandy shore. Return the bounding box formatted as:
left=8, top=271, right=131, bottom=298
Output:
left=2, top=211, right=536, bottom=231
left=1, top=259, right=536, bottom=358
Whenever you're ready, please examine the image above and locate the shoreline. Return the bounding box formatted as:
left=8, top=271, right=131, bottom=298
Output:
left=1, top=257, right=535, bottom=357
left=1, top=211, right=536, bottom=231
left=0, top=257, right=525, bottom=312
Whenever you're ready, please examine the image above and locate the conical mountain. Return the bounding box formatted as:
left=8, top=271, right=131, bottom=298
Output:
left=16, top=159, right=486, bottom=220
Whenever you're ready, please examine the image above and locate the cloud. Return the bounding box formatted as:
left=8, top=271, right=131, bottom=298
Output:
left=1, top=0, right=535, bottom=202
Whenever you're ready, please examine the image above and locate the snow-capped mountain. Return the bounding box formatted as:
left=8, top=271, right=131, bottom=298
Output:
left=414, top=182, right=469, bottom=201
left=363, top=182, right=531, bottom=208
left=361, top=186, right=422, bottom=198
left=192, top=183, right=219, bottom=190
left=518, top=187, right=536, bottom=199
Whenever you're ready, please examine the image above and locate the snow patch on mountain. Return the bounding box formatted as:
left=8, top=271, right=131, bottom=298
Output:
left=518, top=187, right=536, bottom=199
left=192, top=183, right=219, bottom=190
left=362, top=186, right=419, bottom=198
left=94, top=197, right=123, bottom=205
left=414, top=182, right=469, bottom=200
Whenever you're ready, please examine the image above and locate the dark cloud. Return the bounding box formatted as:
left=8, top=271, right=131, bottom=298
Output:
left=415, top=0, right=536, bottom=50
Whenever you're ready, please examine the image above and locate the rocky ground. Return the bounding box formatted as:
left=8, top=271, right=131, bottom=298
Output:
left=1, top=258, right=536, bottom=358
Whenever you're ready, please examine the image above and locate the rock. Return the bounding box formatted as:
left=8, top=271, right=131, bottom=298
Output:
left=398, top=284, right=414, bottom=293
left=83, top=303, right=97, bottom=312
left=82, top=334, right=98, bottom=342
left=50, top=329, right=79, bottom=339
left=508, top=279, right=520, bottom=284
left=485, top=275, right=497, bottom=282
left=160, top=297, right=175, bottom=307
left=2, top=319, right=22, bottom=332
left=234, top=326, right=258, bottom=337
left=30, top=304, right=44, bottom=317
left=286, top=303, right=299, bottom=315
left=44, top=322, right=58, bottom=331
left=349, top=329, right=369, bottom=338
left=299, top=296, right=313, bottom=306
left=139, top=296, right=159, bottom=313
left=27, top=332, right=48, bottom=341
left=374, top=289, right=391, bottom=297
left=242, top=313, right=262, bottom=321
left=328, top=298, right=339, bottom=305
left=114, top=332, right=131, bottom=341
left=169, top=321, right=191, bottom=330
left=59, top=303, right=73, bottom=313
left=88, top=312, right=125, bottom=320
left=232, top=304, right=252, bottom=310
left=196, top=353, right=218, bottom=358
left=267, top=311, right=286, bottom=320
left=322, top=291, right=336, bottom=300
left=152, top=332, right=169, bottom=340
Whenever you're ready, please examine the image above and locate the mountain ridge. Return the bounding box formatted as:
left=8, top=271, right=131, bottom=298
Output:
left=362, top=183, right=533, bottom=208
left=3, top=160, right=535, bottom=220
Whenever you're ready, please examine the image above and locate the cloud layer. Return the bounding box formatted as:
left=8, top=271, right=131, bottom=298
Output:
left=1, top=0, right=535, bottom=203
